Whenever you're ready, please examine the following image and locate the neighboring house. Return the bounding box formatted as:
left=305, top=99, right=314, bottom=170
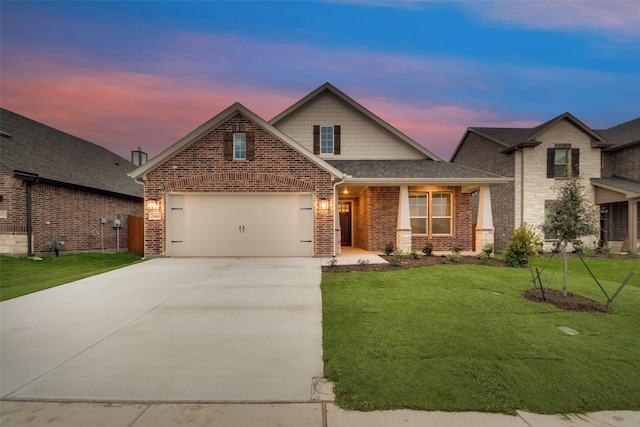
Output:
left=451, top=112, right=640, bottom=252
left=0, top=108, right=144, bottom=255
left=130, top=83, right=509, bottom=258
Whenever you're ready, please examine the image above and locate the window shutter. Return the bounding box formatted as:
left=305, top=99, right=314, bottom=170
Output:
left=246, top=131, right=256, bottom=160
left=223, top=131, right=233, bottom=161
left=571, top=148, right=580, bottom=177
left=313, top=125, right=320, bottom=154
left=334, top=125, right=341, bottom=155
left=546, top=148, right=555, bottom=178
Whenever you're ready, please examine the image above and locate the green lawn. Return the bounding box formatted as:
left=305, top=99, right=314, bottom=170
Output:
left=321, top=257, right=640, bottom=414
left=0, top=252, right=144, bottom=301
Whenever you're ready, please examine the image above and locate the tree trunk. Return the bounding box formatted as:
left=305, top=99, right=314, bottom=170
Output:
left=562, top=242, right=568, bottom=296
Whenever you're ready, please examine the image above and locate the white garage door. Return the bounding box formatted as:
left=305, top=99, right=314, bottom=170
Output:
left=166, top=193, right=314, bottom=257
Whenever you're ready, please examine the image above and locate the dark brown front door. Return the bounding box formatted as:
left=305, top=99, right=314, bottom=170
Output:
left=339, top=202, right=352, bottom=246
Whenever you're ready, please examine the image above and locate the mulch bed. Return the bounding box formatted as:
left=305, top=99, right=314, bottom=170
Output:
left=523, top=288, right=611, bottom=313
left=321, top=254, right=507, bottom=273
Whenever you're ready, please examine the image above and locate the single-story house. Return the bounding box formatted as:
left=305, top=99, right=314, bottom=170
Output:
left=130, top=83, right=510, bottom=257
left=0, top=108, right=144, bottom=255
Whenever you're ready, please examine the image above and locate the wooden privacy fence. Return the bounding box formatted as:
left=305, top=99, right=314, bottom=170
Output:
left=128, top=215, right=144, bottom=254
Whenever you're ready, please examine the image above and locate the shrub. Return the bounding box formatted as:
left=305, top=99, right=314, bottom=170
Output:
left=327, top=258, right=338, bottom=267
left=357, top=259, right=370, bottom=266
left=409, top=249, right=422, bottom=259
left=446, top=252, right=462, bottom=263
left=451, top=244, right=463, bottom=253
left=477, top=251, right=488, bottom=264
left=422, top=242, right=434, bottom=256
left=389, top=251, right=403, bottom=267
left=482, top=243, right=494, bottom=257
left=595, top=242, right=612, bottom=256
left=504, top=223, right=543, bottom=268
left=383, top=242, right=395, bottom=256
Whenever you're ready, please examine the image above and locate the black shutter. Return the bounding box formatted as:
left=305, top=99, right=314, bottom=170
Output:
left=547, top=148, right=555, bottom=178
left=246, top=131, right=255, bottom=160
left=334, top=125, right=341, bottom=155
left=313, top=125, right=320, bottom=154
left=223, top=131, right=233, bottom=161
left=571, top=148, right=580, bottom=177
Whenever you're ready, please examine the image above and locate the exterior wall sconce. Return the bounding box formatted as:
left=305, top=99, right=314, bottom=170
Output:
left=320, top=198, right=329, bottom=211
left=147, top=199, right=159, bottom=210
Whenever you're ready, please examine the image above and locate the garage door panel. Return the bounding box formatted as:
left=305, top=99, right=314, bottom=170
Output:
left=167, top=194, right=314, bottom=257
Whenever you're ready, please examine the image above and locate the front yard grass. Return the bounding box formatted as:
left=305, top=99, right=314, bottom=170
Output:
left=0, top=252, right=143, bottom=301
left=321, top=257, right=640, bottom=414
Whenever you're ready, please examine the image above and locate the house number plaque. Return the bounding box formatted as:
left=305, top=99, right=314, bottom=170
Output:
left=148, top=211, right=162, bottom=220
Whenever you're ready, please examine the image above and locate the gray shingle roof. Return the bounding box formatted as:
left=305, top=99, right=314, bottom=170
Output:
left=326, top=159, right=504, bottom=179
left=596, top=117, right=640, bottom=149
left=591, top=177, right=640, bottom=196
left=0, top=108, right=142, bottom=199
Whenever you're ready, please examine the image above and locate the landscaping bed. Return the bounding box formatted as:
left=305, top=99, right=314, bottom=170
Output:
left=322, top=254, right=506, bottom=273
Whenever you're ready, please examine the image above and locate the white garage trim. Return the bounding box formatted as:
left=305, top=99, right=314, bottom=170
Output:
left=166, top=193, right=314, bottom=257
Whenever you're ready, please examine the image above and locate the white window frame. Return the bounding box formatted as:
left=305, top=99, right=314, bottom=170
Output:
left=409, top=192, right=428, bottom=235
left=431, top=192, right=452, bottom=235
left=233, top=132, right=246, bottom=160
left=320, top=126, right=334, bottom=155
left=554, top=148, right=570, bottom=178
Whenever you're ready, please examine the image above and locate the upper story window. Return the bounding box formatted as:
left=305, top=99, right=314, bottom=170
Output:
left=547, top=146, right=579, bottom=179
left=233, top=133, right=246, bottom=160
left=313, top=125, right=341, bottom=155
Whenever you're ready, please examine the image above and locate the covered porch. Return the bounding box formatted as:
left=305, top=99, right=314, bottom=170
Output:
left=592, top=177, right=640, bottom=252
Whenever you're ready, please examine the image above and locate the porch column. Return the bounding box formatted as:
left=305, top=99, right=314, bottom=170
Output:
left=475, top=185, right=495, bottom=253
left=334, top=193, right=341, bottom=255
left=396, top=185, right=412, bottom=254
left=629, top=198, right=639, bottom=252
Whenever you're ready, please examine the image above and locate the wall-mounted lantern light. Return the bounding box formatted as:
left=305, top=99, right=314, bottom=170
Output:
left=147, top=199, right=159, bottom=210
left=320, top=198, right=329, bottom=211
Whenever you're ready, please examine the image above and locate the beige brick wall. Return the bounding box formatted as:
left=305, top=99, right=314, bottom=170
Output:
left=274, top=91, right=425, bottom=160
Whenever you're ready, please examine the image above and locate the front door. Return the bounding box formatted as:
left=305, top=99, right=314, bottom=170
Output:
left=339, top=202, right=352, bottom=246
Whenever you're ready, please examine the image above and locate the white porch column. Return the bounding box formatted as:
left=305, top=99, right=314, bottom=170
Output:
left=334, top=193, right=341, bottom=255
left=475, top=185, right=495, bottom=253
left=629, top=198, right=639, bottom=252
left=396, top=185, right=412, bottom=254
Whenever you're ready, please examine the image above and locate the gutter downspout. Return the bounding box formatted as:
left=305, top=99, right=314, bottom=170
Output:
left=332, top=174, right=348, bottom=258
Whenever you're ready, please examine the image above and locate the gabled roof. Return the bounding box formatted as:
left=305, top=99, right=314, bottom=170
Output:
left=0, top=108, right=142, bottom=199
left=591, top=177, right=640, bottom=199
left=451, top=112, right=612, bottom=160
left=269, top=82, right=442, bottom=161
left=596, top=117, right=640, bottom=151
left=129, top=103, right=343, bottom=180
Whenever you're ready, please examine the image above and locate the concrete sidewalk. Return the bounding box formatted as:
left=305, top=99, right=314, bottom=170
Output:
left=1, top=401, right=638, bottom=426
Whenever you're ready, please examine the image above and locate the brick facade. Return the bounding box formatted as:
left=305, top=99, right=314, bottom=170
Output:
left=0, top=170, right=143, bottom=255
left=450, top=132, right=515, bottom=251
left=611, top=144, right=640, bottom=181
left=142, top=113, right=335, bottom=256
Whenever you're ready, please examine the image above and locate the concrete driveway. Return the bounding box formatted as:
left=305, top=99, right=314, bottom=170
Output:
left=1, top=257, right=323, bottom=402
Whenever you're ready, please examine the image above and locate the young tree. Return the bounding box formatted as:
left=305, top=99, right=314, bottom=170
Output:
left=541, top=176, right=598, bottom=296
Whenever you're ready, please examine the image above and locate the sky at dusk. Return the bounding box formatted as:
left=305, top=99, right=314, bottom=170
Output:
left=1, top=1, right=639, bottom=161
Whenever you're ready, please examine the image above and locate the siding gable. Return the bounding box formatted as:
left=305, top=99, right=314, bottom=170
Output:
left=273, top=91, right=427, bottom=160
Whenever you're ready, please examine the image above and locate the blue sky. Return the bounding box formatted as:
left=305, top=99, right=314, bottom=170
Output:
left=2, top=1, right=639, bottom=160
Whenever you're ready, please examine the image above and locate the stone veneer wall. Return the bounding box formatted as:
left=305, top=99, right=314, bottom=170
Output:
left=143, top=113, right=335, bottom=257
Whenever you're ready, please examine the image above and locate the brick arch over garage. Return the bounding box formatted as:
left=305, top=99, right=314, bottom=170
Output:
left=162, top=172, right=317, bottom=193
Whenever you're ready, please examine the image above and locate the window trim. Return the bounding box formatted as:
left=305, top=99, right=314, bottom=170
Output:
left=320, top=125, right=334, bottom=155
left=554, top=148, right=570, bottom=178
left=233, top=132, right=246, bottom=160
left=431, top=192, right=453, bottom=235
left=409, top=192, right=428, bottom=235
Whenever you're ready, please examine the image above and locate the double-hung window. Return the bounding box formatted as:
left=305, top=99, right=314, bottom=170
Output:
left=320, top=126, right=334, bottom=154
left=554, top=148, right=570, bottom=178
left=233, top=133, right=246, bottom=160
left=409, top=193, right=428, bottom=234
left=432, top=193, right=452, bottom=235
